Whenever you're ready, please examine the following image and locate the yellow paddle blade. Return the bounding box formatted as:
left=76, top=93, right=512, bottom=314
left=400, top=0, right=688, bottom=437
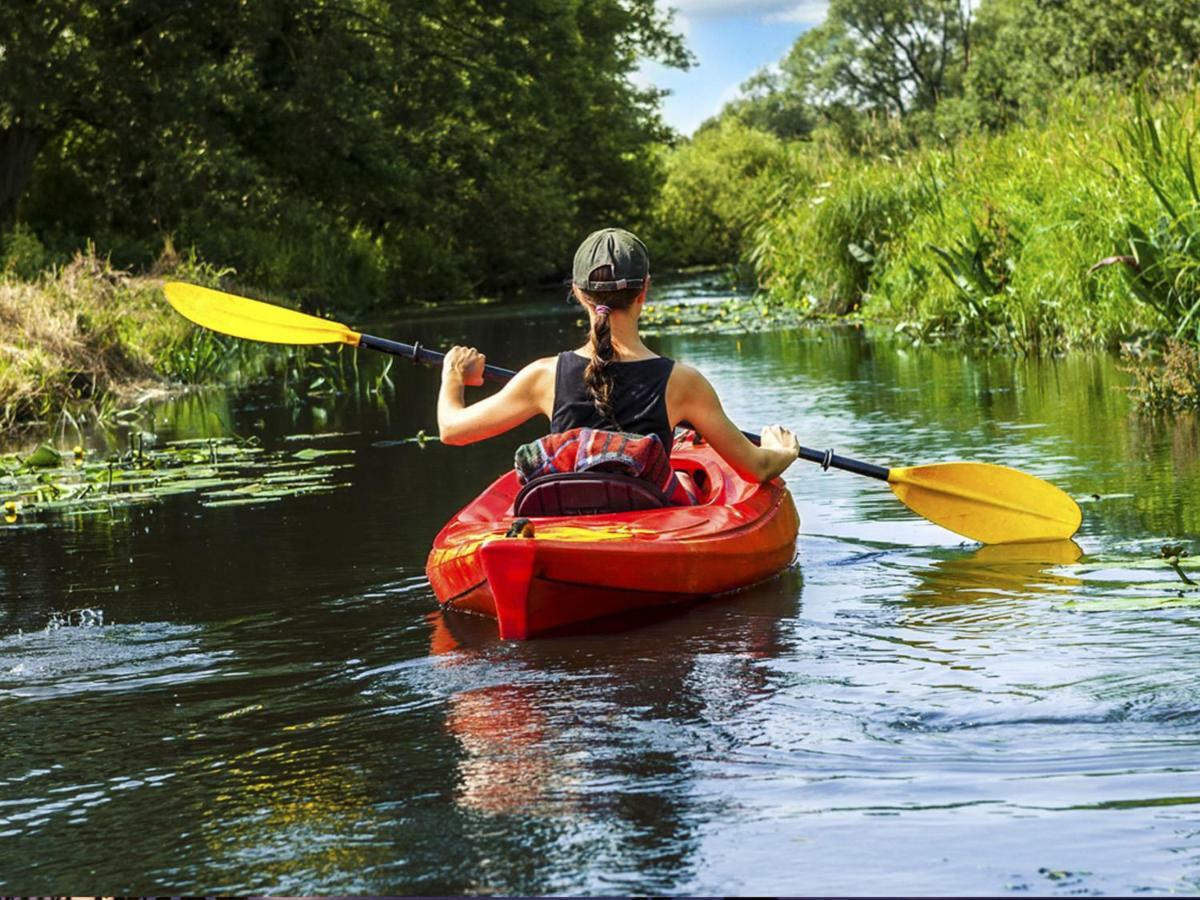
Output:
left=162, top=282, right=361, bottom=346
left=888, top=462, right=1082, bottom=544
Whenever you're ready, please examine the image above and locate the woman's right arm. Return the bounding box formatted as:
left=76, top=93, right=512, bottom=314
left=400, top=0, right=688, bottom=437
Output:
left=669, top=363, right=799, bottom=483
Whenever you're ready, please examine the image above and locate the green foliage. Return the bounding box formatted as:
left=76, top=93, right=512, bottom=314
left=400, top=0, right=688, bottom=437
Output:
left=712, top=0, right=972, bottom=149
left=810, top=0, right=972, bottom=118
left=0, top=247, right=279, bottom=430
left=966, top=0, right=1200, bottom=128
left=926, top=201, right=1025, bottom=345
left=746, top=84, right=1195, bottom=348
left=1, top=224, right=49, bottom=280
left=1100, top=89, right=1200, bottom=342
left=750, top=146, right=936, bottom=314
left=709, top=0, right=1200, bottom=149
left=648, top=120, right=787, bottom=268
left=1124, top=340, right=1200, bottom=411
left=163, top=330, right=231, bottom=385
left=717, top=68, right=815, bottom=140
left=2, top=0, right=690, bottom=303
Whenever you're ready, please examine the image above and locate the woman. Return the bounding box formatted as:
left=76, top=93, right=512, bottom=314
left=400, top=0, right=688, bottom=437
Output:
left=437, top=228, right=800, bottom=485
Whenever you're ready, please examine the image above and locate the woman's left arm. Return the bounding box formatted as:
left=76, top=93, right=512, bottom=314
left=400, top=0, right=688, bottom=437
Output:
left=438, top=347, right=555, bottom=445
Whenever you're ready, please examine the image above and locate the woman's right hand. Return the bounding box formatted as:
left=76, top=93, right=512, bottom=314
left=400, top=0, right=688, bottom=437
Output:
left=443, top=345, right=486, bottom=387
left=760, top=424, right=800, bottom=459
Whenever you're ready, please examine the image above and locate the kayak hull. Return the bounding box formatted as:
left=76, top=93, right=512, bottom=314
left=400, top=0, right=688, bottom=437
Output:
left=425, top=442, right=800, bottom=639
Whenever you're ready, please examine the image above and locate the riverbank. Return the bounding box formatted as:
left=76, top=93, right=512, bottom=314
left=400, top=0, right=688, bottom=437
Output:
left=649, top=83, right=1200, bottom=409
left=0, top=251, right=237, bottom=433
left=748, top=84, right=1194, bottom=349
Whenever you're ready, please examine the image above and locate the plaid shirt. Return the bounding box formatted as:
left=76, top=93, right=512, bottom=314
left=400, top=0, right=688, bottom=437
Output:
left=514, top=428, right=698, bottom=506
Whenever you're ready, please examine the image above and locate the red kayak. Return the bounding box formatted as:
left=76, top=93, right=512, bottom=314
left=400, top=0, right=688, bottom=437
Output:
left=425, top=437, right=800, bottom=639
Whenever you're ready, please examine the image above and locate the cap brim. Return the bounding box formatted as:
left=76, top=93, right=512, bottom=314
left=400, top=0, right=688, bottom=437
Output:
left=575, top=278, right=646, bottom=291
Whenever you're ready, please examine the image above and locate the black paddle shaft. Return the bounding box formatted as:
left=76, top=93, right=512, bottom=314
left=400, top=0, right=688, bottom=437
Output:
left=734, top=429, right=889, bottom=481
left=357, top=333, right=516, bottom=383
left=358, top=332, right=890, bottom=480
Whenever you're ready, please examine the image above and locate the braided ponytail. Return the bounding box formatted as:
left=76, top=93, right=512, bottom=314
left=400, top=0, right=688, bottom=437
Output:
left=579, top=264, right=643, bottom=429
left=583, top=305, right=618, bottom=426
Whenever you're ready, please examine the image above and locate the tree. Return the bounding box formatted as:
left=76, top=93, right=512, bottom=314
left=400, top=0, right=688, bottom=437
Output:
left=790, top=0, right=972, bottom=117
left=650, top=119, right=785, bottom=266
left=1, top=0, right=691, bottom=299
left=967, top=0, right=1200, bottom=128
left=715, top=67, right=815, bottom=140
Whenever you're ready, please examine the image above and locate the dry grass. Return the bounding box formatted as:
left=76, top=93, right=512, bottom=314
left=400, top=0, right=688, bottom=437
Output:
left=0, top=250, right=189, bottom=431
left=1124, top=339, right=1200, bottom=412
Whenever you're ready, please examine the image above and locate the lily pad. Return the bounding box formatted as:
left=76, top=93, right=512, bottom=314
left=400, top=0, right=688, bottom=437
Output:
left=283, top=432, right=360, bottom=442
left=1063, top=594, right=1200, bottom=612
left=23, top=445, right=63, bottom=468
left=2, top=433, right=352, bottom=525
left=291, top=448, right=354, bottom=460
left=201, top=496, right=284, bottom=509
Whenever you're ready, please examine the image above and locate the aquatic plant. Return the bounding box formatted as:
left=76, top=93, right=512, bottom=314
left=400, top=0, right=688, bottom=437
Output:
left=162, top=329, right=232, bottom=384
left=1123, top=339, right=1200, bottom=411
left=0, top=435, right=352, bottom=525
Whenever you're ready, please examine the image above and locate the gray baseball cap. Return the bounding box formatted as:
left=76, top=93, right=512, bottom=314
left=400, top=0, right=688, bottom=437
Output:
left=572, top=228, right=650, bottom=291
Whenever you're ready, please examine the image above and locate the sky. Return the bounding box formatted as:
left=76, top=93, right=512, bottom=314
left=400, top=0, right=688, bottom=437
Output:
left=635, top=1, right=830, bottom=135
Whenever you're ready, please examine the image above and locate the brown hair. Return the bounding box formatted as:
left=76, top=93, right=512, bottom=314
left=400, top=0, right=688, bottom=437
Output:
left=578, top=264, right=643, bottom=428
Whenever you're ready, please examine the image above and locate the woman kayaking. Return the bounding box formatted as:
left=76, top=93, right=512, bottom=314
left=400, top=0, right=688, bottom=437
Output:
left=437, top=227, right=800, bottom=487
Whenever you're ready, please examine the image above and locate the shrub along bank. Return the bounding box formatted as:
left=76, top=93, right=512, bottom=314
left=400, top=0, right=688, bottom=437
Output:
left=0, top=249, right=239, bottom=433
left=648, top=83, right=1200, bottom=408
left=753, top=84, right=1200, bottom=350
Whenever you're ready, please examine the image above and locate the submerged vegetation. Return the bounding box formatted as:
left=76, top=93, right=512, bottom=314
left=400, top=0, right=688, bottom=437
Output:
left=0, top=434, right=352, bottom=526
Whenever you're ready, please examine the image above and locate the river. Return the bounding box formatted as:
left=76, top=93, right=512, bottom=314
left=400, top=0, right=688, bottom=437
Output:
left=2, top=278, right=1198, bottom=894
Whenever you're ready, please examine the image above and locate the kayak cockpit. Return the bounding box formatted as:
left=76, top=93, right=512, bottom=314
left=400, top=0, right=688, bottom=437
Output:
left=513, top=471, right=671, bottom=517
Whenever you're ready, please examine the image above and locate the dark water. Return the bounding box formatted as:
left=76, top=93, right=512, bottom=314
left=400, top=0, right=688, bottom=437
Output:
left=2, top=281, right=1199, bottom=894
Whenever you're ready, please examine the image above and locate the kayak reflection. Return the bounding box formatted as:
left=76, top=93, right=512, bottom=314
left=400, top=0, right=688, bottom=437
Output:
left=427, top=570, right=803, bottom=819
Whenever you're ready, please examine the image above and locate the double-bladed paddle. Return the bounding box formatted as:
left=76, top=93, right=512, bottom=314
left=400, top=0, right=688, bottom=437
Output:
left=162, top=281, right=1082, bottom=544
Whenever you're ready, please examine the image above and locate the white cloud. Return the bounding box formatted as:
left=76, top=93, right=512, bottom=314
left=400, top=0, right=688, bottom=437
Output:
left=763, top=2, right=829, bottom=24
left=662, top=0, right=828, bottom=22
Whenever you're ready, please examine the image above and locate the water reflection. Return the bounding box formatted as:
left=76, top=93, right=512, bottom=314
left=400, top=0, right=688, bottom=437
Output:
left=428, top=573, right=801, bottom=833
left=906, top=539, right=1084, bottom=608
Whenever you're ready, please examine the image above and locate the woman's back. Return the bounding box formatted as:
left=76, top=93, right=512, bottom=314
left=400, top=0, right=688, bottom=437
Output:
left=435, top=226, right=799, bottom=484
left=551, top=351, right=674, bottom=449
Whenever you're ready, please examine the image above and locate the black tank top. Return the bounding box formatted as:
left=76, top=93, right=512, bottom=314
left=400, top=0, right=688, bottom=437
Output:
left=551, top=351, right=675, bottom=449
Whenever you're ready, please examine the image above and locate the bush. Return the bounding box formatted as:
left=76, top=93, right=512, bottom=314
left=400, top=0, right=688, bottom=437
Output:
left=750, top=83, right=1182, bottom=347
left=751, top=146, right=936, bottom=314
left=648, top=120, right=787, bottom=269
left=1125, top=339, right=1200, bottom=411
left=1, top=224, right=49, bottom=281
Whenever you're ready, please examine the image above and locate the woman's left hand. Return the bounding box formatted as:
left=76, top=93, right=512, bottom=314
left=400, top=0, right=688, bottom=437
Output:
left=443, top=345, right=486, bottom=387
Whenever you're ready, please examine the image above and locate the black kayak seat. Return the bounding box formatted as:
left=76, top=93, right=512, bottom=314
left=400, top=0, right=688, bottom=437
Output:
left=513, top=471, right=671, bottom=517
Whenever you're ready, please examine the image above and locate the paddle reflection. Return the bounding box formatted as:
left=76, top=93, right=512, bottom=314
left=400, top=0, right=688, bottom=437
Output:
left=905, top=539, right=1084, bottom=610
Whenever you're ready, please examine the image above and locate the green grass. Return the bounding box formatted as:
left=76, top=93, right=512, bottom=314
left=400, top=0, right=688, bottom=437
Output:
left=744, top=81, right=1200, bottom=352
left=0, top=247, right=245, bottom=433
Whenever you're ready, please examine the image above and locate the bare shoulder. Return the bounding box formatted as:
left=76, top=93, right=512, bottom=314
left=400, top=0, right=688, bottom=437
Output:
left=666, top=361, right=721, bottom=427
left=668, top=360, right=715, bottom=398
left=507, top=355, right=554, bottom=379
left=512, top=355, right=558, bottom=415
